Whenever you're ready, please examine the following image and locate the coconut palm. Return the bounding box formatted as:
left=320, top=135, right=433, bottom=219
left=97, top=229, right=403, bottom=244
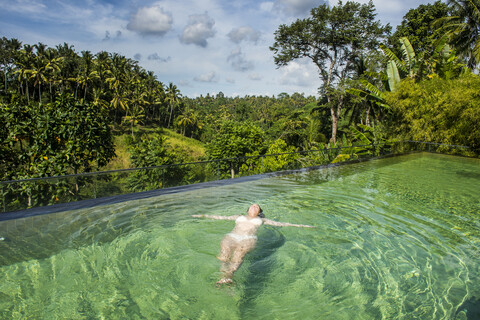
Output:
left=43, top=48, right=63, bottom=101
left=27, top=45, right=64, bottom=103
left=15, top=44, right=35, bottom=102
left=55, top=42, right=78, bottom=95
left=105, top=54, right=130, bottom=121
left=27, top=53, right=49, bottom=103
left=70, top=51, right=98, bottom=101
left=0, top=37, right=22, bottom=92
left=91, top=88, right=108, bottom=110
left=177, top=108, right=195, bottom=136
left=441, top=0, right=480, bottom=69
left=165, top=82, right=182, bottom=128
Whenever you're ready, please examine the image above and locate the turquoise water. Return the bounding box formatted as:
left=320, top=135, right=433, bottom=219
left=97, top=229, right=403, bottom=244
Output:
left=0, top=153, right=479, bottom=319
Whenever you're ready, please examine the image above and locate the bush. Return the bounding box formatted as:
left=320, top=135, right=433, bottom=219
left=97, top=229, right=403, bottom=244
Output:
left=127, top=134, right=185, bottom=191
left=206, top=121, right=265, bottom=177
left=386, top=74, right=480, bottom=152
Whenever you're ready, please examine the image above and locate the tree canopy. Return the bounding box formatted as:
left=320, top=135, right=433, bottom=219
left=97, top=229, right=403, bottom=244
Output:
left=270, top=0, right=391, bottom=143
left=388, top=1, right=451, bottom=55
left=442, top=0, right=480, bottom=69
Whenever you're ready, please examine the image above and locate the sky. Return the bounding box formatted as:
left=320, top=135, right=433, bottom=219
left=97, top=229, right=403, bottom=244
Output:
left=0, top=0, right=435, bottom=98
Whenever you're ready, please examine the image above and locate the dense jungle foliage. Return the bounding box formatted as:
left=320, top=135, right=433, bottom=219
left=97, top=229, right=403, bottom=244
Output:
left=1, top=0, right=480, bottom=209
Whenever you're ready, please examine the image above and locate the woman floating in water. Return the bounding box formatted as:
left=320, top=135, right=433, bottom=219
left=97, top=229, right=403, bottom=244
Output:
left=192, top=204, right=314, bottom=285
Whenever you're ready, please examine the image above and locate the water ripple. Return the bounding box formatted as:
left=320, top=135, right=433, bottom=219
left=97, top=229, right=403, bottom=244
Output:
left=0, top=153, right=479, bottom=319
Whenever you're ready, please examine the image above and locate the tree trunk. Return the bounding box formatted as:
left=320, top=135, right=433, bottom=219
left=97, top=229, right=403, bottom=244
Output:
left=3, top=66, right=6, bottom=92
left=325, top=52, right=338, bottom=144
left=330, top=94, right=344, bottom=145
left=26, top=81, right=29, bottom=103
left=168, top=104, right=174, bottom=128
left=365, top=105, right=371, bottom=127
left=330, top=106, right=338, bottom=144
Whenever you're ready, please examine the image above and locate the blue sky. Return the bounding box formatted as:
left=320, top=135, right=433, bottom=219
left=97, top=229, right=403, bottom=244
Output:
left=0, top=0, right=434, bottom=97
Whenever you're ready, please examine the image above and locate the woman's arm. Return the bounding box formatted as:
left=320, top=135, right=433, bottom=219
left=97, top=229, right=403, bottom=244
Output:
left=262, top=218, right=315, bottom=228
left=192, top=214, right=240, bottom=221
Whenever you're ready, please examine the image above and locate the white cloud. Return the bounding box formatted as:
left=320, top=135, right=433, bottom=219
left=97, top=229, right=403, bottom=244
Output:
left=227, top=26, right=261, bottom=44
left=180, top=12, right=216, bottom=47
left=227, top=48, right=254, bottom=72
left=127, top=6, right=173, bottom=36
left=274, top=0, right=323, bottom=16
left=248, top=73, right=263, bottom=80
left=194, top=71, right=218, bottom=82
left=0, top=0, right=46, bottom=14
left=279, top=60, right=318, bottom=87
left=260, top=2, right=275, bottom=12
left=179, top=80, right=192, bottom=87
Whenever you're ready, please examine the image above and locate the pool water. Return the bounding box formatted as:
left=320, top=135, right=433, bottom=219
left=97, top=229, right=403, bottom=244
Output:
left=0, top=153, right=479, bottom=319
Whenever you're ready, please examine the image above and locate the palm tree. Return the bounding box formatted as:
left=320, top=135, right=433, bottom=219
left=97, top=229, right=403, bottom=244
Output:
left=127, top=70, right=148, bottom=118
left=153, top=81, right=166, bottom=122
left=177, top=108, right=194, bottom=136
left=27, top=45, right=62, bottom=103
left=55, top=42, right=78, bottom=95
left=95, top=51, right=110, bottom=85
left=92, top=88, right=108, bottom=110
left=0, top=37, right=21, bottom=93
left=105, top=54, right=130, bottom=121
left=123, top=105, right=145, bottom=137
left=165, top=82, right=181, bottom=128
left=43, top=48, right=63, bottom=101
left=15, top=44, right=34, bottom=102
left=442, top=0, right=480, bottom=69
left=71, top=51, right=98, bottom=101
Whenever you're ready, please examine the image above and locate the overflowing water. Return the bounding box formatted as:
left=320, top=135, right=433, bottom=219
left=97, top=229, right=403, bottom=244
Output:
left=0, top=153, right=479, bottom=319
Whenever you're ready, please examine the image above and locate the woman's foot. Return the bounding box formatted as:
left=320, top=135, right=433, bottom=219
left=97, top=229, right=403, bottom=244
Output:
left=216, top=278, right=233, bottom=285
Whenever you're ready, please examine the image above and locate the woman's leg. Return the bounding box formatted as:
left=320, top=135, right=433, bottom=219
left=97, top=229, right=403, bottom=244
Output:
left=222, top=239, right=256, bottom=281
left=218, top=236, right=235, bottom=262
left=218, top=236, right=237, bottom=283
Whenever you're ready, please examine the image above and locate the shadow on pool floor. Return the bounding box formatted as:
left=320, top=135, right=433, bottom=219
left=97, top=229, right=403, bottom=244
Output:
left=456, top=296, right=480, bottom=320
left=238, top=227, right=286, bottom=317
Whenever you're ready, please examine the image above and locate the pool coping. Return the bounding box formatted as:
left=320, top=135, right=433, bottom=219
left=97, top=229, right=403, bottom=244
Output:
left=0, top=151, right=425, bottom=221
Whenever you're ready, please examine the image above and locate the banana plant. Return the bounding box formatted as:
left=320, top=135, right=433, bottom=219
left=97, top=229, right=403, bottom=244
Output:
left=332, top=124, right=392, bottom=163
left=380, top=37, right=418, bottom=90
left=348, top=36, right=464, bottom=107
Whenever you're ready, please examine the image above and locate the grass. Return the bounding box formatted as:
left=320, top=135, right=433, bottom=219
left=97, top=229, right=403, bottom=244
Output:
left=103, top=125, right=206, bottom=171
left=161, top=129, right=206, bottom=160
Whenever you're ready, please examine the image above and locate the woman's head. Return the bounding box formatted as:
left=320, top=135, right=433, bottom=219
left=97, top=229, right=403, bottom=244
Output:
left=247, top=204, right=264, bottom=218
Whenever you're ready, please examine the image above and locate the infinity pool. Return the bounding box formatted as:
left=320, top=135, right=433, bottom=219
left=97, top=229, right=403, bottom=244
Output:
left=0, top=153, right=479, bottom=319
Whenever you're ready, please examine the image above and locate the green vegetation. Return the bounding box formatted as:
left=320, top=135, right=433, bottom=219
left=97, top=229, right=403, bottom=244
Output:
left=386, top=74, right=480, bottom=151
left=388, top=1, right=452, bottom=55
left=1, top=0, right=480, bottom=210
left=270, top=0, right=391, bottom=143
left=105, top=127, right=206, bottom=171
